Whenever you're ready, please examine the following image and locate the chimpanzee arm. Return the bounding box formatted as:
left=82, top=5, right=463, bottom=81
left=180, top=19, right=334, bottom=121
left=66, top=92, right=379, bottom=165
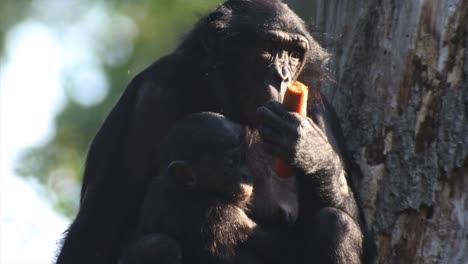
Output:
left=256, top=100, right=359, bottom=220
left=256, top=98, right=375, bottom=264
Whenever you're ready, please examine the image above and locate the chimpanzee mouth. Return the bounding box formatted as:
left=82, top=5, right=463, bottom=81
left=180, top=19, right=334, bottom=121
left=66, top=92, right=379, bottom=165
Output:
left=239, top=183, right=253, bottom=201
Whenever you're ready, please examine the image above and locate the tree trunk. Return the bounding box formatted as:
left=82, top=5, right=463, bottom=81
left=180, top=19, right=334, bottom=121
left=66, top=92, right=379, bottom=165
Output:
left=289, top=0, right=468, bottom=263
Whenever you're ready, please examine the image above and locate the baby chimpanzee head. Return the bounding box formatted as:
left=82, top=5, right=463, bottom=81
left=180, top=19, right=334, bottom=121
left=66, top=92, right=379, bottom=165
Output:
left=160, top=112, right=253, bottom=203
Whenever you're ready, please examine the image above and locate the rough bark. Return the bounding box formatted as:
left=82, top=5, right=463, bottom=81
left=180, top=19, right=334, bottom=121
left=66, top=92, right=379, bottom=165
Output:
left=288, top=0, right=468, bottom=263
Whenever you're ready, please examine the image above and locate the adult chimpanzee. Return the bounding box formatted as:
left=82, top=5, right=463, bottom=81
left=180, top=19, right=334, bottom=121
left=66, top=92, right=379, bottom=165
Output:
left=121, top=112, right=269, bottom=264
left=118, top=234, right=183, bottom=264
left=56, top=0, right=374, bottom=263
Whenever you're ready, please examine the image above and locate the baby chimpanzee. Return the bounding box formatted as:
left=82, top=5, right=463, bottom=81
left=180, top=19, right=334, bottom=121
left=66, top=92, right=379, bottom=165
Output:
left=119, top=234, right=183, bottom=264
left=120, top=112, right=267, bottom=264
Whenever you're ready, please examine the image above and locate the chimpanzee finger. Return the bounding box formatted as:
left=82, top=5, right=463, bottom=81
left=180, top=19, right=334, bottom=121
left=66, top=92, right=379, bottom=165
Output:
left=264, top=100, right=288, bottom=116
left=302, top=117, right=329, bottom=142
left=258, top=127, right=286, bottom=148
left=256, top=106, right=288, bottom=131
left=264, top=100, right=303, bottom=125
left=257, top=124, right=282, bottom=144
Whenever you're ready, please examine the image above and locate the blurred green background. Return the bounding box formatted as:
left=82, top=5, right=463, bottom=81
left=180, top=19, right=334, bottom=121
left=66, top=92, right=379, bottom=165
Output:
left=1, top=0, right=221, bottom=219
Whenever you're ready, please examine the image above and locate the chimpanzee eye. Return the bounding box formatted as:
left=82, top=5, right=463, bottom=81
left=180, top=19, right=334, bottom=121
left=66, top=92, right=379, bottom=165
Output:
left=259, top=48, right=274, bottom=62
left=290, top=47, right=303, bottom=59
left=260, top=41, right=279, bottom=61
left=260, top=52, right=272, bottom=61
left=224, top=149, right=241, bottom=168
left=291, top=52, right=300, bottom=59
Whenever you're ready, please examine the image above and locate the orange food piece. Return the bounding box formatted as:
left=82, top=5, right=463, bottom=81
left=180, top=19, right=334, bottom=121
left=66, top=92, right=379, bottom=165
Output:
left=282, top=81, right=308, bottom=117
left=276, top=81, right=309, bottom=178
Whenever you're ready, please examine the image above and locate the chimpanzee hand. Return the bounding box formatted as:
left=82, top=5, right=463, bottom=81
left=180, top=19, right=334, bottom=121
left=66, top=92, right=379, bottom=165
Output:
left=256, top=101, right=340, bottom=175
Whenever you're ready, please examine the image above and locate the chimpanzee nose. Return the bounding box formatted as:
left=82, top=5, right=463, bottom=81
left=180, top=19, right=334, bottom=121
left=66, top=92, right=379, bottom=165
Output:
left=279, top=65, right=291, bottom=82
left=266, top=63, right=292, bottom=93
left=272, top=63, right=291, bottom=83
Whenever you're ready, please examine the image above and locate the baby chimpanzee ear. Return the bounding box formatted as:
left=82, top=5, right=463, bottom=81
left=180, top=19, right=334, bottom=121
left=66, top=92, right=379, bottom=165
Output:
left=168, top=160, right=197, bottom=189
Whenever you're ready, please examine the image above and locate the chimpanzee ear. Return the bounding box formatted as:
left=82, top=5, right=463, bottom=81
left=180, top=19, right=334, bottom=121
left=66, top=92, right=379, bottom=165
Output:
left=168, top=160, right=197, bottom=189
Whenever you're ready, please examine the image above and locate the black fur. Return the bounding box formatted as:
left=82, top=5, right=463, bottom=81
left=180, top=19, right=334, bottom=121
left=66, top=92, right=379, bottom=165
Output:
left=121, top=113, right=262, bottom=264
left=118, top=234, right=182, bottom=264
left=56, top=0, right=374, bottom=263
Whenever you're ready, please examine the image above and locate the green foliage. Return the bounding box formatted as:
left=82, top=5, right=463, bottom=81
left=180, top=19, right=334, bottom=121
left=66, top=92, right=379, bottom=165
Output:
left=0, top=1, right=32, bottom=51
left=10, top=0, right=221, bottom=218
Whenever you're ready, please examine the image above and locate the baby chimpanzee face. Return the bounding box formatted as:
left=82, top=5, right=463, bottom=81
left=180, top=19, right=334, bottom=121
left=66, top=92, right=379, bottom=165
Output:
left=193, top=142, right=253, bottom=203
left=163, top=112, right=253, bottom=204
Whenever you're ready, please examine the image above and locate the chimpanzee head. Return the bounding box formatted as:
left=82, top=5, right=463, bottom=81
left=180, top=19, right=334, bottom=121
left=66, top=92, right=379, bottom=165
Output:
left=182, top=0, right=328, bottom=124
left=161, top=112, right=253, bottom=204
